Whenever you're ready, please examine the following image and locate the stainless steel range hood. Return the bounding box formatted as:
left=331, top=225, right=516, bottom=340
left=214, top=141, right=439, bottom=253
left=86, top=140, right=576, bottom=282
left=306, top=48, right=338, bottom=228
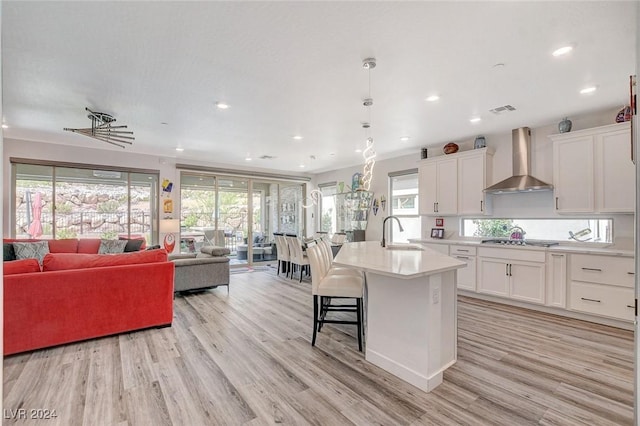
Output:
left=484, top=127, right=553, bottom=194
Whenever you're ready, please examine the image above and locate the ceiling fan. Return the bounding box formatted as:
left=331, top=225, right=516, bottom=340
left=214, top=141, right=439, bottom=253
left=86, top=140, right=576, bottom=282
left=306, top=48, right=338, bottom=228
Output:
left=64, top=107, right=134, bottom=148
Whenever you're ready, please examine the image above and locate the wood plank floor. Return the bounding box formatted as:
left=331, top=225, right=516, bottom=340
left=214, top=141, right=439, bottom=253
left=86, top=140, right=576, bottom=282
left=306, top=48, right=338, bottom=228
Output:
left=3, top=267, right=634, bottom=425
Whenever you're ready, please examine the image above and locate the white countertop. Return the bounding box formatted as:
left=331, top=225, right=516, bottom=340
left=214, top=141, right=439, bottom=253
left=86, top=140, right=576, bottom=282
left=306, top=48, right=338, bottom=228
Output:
left=333, top=241, right=466, bottom=279
left=408, top=238, right=634, bottom=257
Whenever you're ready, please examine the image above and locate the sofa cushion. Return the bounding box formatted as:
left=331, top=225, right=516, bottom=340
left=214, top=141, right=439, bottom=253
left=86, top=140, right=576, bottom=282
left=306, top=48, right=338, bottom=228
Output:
left=200, top=246, right=231, bottom=256
left=98, top=239, right=128, bottom=254
left=13, top=241, right=50, bottom=265
left=3, top=258, right=41, bottom=275
left=42, top=249, right=169, bottom=272
left=77, top=239, right=101, bottom=254
left=121, top=238, right=145, bottom=252
left=48, top=239, right=79, bottom=253
left=3, top=243, right=16, bottom=261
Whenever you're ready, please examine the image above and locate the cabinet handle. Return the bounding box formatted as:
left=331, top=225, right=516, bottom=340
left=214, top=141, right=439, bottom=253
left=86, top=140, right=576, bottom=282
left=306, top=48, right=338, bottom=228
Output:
left=627, top=272, right=635, bottom=275
left=508, top=264, right=512, bottom=276
left=505, top=264, right=509, bottom=276
left=433, top=202, right=437, bottom=213
left=581, top=297, right=601, bottom=303
left=455, top=256, right=470, bottom=260
left=436, top=202, right=439, bottom=212
left=555, top=197, right=559, bottom=210
left=551, top=254, right=564, bottom=257
left=581, top=267, right=602, bottom=272
left=457, top=249, right=469, bottom=252
left=480, top=200, right=484, bottom=212
left=627, top=305, right=635, bottom=309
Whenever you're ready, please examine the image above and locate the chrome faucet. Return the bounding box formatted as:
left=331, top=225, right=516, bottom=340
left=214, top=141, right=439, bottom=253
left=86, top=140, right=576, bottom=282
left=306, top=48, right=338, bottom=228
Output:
left=381, top=216, right=404, bottom=247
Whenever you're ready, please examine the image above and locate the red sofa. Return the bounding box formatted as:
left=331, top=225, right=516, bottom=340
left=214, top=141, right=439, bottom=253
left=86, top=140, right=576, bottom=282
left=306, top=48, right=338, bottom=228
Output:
left=3, top=240, right=174, bottom=355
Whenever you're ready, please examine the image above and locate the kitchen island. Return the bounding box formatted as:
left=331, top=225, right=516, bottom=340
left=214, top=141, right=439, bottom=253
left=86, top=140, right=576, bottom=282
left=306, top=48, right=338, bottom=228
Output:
left=333, top=241, right=465, bottom=392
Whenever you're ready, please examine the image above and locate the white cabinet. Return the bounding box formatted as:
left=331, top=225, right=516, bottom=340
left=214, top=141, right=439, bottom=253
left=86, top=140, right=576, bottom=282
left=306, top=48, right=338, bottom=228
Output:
left=420, top=242, right=449, bottom=255
left=419, top=148, right=493, bottom=216
left=458, top=150, right=493, bottom=215
left=477, top=247, right=546, bottom=304
left=550, top=122, right=633, bottom=213
left=419, top=159, right=457, bottom=215
left=568, top=253, right=635, bottom=321
left=450, top=245, right=476, bottom=291
left=545, top=253, right=567, bottom=308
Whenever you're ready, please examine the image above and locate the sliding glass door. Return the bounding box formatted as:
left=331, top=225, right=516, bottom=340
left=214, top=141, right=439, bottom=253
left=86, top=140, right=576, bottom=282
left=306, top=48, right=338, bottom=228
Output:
left=180, top=171, right=305, bottom=267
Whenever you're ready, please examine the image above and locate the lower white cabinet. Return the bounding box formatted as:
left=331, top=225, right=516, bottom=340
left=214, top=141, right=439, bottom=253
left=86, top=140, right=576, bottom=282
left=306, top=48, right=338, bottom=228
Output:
left=477, top=247, right=546, bottom=305
left=546, top=253, right=567, bottom=308
left=568, top=254, right=634, bottom=321
left=450, top=245, right=476, bottom=291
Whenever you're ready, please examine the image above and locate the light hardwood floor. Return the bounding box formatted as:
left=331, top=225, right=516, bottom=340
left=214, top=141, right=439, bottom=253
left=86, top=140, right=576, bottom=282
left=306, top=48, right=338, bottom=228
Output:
left=3, top=267, right=634, bottom=425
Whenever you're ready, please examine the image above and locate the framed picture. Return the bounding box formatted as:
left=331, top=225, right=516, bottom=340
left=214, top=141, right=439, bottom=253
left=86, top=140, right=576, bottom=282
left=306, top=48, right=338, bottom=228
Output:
left=435, top=218, right=444, bottom=227
left=431, top=228, right=444, bottom=239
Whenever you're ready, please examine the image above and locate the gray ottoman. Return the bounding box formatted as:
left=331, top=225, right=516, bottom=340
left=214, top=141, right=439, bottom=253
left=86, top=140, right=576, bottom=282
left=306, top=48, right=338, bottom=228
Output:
left=170, top=246, right=230, bottom=293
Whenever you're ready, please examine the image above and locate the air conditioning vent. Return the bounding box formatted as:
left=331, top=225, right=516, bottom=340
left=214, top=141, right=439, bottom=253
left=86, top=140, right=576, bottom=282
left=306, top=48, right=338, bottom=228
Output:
left=259, top=155, right=276, bottom=160
left=489, top=105, right=516, bottom=115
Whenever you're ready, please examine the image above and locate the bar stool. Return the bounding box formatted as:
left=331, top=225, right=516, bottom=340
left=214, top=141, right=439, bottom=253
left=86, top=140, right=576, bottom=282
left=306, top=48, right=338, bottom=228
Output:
left=306, top=242, right=364, bottom=352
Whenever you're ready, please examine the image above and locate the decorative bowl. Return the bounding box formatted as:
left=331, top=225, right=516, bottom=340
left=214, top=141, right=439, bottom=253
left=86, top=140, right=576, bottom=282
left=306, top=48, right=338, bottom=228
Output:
left=443, top=142, right=459, bottom=154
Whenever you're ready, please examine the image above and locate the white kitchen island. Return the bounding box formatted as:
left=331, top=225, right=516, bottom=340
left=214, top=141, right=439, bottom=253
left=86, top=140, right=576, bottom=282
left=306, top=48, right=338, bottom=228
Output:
left=333, top=241, right=465, bottom=392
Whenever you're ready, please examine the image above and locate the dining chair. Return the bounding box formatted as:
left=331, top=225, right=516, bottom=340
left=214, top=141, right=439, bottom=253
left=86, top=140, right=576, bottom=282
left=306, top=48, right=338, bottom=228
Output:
left=274, top=234, right=290, bottom=277
left=306, top=242, right=364, bottom=352
left=285, top=235, right=310, bottom=282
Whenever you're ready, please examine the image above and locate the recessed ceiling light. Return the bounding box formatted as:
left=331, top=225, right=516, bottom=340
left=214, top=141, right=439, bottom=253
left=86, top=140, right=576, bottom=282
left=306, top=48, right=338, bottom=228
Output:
left=299, top=164, right=305, bottom=168
left=355, top=149, right=362, bottom=153
left=580, top=86, right=597, bottom=94
left=160, top=122, right=169, bottom=125
left=292, top=135, right=303, bottom=140
left=400, top=136, right=410, bottom=142
left=552, top=46, right=573, bottom=57
left=216, top=102, right=229, bottom=109
left=426, top=95, right=440, bottom=102
left=470, top=117, right=482, bottom=123
left=245, top=157, right=252, bottom=161
left=175, top=147, right=184, bottom=152
left=1, top=124, right=7, bottom=129
left=329, top=152, right=335, bottom=156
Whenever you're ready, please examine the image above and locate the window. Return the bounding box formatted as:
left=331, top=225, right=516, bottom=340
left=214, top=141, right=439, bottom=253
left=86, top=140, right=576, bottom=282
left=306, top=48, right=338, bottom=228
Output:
left=461, top=218, right=613, bottom=243
left=389, top=170, right=420, bottom=243
left=13, top=161, right=158, bottom=243
left=318, top=182, right=337, bottom=234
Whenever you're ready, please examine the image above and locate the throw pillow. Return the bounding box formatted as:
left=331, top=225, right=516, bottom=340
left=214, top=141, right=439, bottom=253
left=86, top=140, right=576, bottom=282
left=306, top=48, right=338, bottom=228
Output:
left=3, top=243, right=16, bottom=261
left=12, top=241, right=50, bottom=265
left=3, top=258, right=41, bottom=275
left=121, top=238, right=145, bottom=252
left=98, top=239, right=128, bottom=254
left=47, top=238, right=79, bottom=253
left=42, top=250, right=168, bottom=271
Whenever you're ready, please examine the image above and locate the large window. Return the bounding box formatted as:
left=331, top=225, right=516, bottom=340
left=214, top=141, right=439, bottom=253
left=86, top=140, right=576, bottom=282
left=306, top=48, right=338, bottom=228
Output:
left=389, top=170, right=420, bottom=243
left=318, top=182, right=337, bottom=234
left=13, top=161, right=158, bottom=243
left=461, top=218, right=613, bottom=243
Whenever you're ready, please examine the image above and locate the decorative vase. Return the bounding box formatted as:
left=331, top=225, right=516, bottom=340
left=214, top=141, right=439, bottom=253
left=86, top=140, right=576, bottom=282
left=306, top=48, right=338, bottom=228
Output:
left=474, top=135, right=486, bottom=149
left=558, top=117, right=572, bottom=133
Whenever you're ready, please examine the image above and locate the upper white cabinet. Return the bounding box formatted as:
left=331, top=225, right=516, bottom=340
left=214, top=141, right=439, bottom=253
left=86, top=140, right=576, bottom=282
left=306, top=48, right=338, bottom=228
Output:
left=419, top=148, right=493, bottom=216
left=550, top=122, right=633, bottom=213
left=419, top=158, right=457, bottom=215
left=458, top=149, right=494, bottom=215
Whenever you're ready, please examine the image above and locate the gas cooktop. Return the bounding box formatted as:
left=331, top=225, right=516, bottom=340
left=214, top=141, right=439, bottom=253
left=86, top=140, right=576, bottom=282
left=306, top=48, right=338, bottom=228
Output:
left=480, top=239, right=559, bottom=247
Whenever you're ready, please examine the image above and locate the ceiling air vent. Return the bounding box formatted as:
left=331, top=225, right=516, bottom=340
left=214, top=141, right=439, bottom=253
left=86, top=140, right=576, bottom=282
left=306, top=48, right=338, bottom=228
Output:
left=489, top=105, right=516, bottom=115
left=259, top=155, right=276, bottom=160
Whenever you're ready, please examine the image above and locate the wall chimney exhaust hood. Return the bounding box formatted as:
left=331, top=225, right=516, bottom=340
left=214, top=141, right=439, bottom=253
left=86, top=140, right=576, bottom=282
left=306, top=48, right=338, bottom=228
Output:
left=484, top=127, right=553, bottom=194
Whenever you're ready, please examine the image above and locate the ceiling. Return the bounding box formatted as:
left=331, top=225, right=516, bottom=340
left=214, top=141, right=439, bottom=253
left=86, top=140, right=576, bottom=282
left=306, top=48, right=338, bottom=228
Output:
left=2, top=2, right=637, bottom=174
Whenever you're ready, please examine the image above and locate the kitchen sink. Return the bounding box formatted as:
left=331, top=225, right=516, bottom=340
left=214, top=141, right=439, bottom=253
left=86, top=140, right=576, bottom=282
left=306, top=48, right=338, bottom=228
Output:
left=385, top=244, right=424, bottom=251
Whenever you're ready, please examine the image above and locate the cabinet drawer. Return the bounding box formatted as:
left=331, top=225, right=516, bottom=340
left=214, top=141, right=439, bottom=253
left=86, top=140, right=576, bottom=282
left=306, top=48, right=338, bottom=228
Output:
left=450, top=245, right=477, bottom=256
left=570, top=254, right=634, bottom=288
left=569, top=281, right=634, bottom=321
left=478, top=247, right=546, bottom=263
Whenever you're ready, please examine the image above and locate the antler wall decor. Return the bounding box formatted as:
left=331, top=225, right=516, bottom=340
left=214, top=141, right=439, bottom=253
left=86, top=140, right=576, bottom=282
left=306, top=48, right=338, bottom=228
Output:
left=64, top=107, right=134, bottom=148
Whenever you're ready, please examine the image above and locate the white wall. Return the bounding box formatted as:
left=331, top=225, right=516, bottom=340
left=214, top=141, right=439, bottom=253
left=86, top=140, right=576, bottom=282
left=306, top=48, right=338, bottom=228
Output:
left=314, top=107, right=635, bottom=244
